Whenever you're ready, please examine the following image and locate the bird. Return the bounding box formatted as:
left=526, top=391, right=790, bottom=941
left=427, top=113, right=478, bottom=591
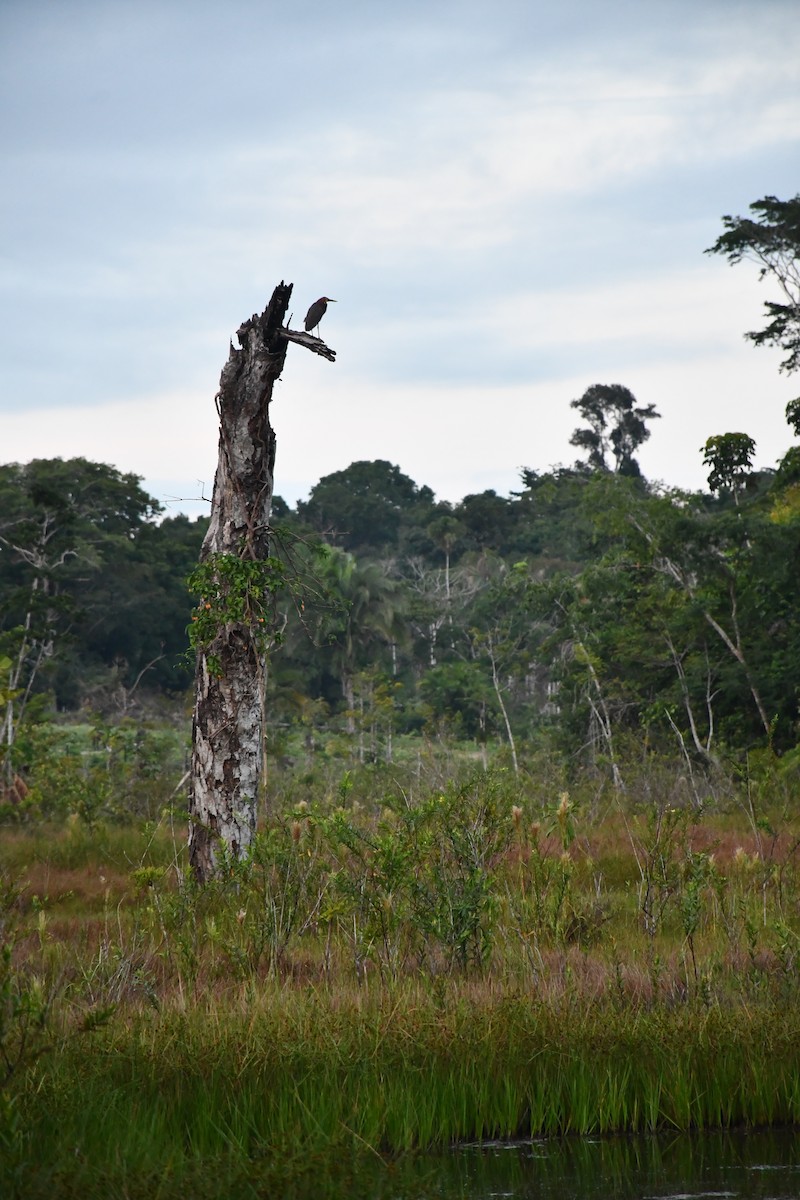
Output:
left=304, top=297, right=336, bottom=336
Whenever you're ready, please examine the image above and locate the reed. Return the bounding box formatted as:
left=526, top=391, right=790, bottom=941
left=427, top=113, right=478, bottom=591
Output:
left=7, top=985, right=800, bottom=1197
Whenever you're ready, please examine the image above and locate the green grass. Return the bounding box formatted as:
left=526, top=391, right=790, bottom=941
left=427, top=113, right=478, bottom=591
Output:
left=8, top=988, right=800, bottom=1198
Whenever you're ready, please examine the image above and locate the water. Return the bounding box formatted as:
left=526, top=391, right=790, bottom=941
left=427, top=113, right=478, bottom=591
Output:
left=434, top=1128, right=800, bottom=1199
left=298, top=1128, right=800, bottom=1199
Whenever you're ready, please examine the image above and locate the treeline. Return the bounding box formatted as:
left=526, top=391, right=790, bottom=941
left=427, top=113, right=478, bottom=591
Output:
left=0, top=457, right=204, bottom=711
left=268, top=419, right=800, bottom=770
left=2, top=400, right=799, bottom=787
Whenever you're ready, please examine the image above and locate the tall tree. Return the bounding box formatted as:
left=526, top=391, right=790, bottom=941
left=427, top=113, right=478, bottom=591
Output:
left=188, top=284, right=335, bottom=883
left=311, top=547, right=406, bottom=720
left=569, top=384, right=660, bottom=477
left=426, top=515, right=464, bottom=601
left=706, top=194, right=800, bottom=374
left=297, top=460, right=435, bottom=555
left=701, top=433, right=756, bottom=503
left=453, top=491, right=515, bottom=550
left=0, top=458, right=161, bottom=772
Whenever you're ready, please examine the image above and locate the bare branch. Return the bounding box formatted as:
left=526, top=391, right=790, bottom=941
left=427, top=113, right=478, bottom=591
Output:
left=281, top=326, right=337, bottom=362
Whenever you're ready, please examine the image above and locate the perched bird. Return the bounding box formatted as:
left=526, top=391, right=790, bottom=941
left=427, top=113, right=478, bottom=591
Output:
left=304, top=297, right=336, bottom=336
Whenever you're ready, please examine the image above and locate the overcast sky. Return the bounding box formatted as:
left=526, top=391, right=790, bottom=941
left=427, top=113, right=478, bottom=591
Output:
left=1, top=0, right=799, bottom=517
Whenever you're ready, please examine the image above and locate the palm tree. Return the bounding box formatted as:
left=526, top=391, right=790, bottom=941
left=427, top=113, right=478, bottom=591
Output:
left=316, top=549, right=407, bottom=724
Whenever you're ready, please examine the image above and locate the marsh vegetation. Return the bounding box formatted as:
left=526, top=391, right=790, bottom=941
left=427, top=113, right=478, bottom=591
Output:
left=3, top=744, right=800, bottom=1196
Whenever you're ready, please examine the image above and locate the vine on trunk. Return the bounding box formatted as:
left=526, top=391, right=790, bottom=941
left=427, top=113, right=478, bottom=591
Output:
left=187, top=552, right=286, bottom=676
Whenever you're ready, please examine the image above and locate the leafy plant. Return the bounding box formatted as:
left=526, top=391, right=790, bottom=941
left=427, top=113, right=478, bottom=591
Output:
left=187, top=552, right=287, bottom=673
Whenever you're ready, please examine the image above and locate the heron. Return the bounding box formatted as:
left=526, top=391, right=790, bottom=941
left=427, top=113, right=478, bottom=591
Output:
left=304, top=297, right=336, bottom=336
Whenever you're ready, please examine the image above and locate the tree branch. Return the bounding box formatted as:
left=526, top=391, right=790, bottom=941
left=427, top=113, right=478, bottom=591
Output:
left=281, top=326, right=337, bottom=362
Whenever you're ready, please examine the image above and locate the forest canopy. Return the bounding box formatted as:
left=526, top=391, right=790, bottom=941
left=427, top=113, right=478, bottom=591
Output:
left=2, top=388, right=799, bottom=787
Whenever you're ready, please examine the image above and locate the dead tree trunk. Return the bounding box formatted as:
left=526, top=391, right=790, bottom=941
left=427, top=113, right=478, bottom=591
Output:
left=188, top=281, right=335, bottom=883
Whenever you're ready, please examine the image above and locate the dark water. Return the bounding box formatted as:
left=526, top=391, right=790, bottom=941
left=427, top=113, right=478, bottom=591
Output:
left=433, top=1128, right=800, bottom=1199
left=309, top=1128, right=800, bottom=1199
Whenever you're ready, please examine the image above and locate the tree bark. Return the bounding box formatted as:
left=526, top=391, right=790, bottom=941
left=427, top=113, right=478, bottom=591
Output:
left=188, top=283, right=292, bottom=884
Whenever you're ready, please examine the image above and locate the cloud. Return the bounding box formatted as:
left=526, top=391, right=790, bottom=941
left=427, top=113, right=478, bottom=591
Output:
left=275, top=34, right=800, bottom=247
left=0, top=388, right=218, bottom=495
left=0, top=259, right=794, bottom=514
left=489, top=263, right=771, bottom=354
left=0, top=0, right=798, bottom=517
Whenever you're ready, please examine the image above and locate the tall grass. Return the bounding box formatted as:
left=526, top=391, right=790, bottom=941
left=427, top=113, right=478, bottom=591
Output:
left=9, top=987, right=800, bottom=1197
left=2, top=760, right=800, bottom=1196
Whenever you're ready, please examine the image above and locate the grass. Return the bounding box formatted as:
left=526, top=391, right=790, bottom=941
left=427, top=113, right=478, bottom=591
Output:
left=2, top=760, right=800, bottom=1196
left=8, top=988, right=800, bottom=1198
left=10, top=984, right=800, bottom=1200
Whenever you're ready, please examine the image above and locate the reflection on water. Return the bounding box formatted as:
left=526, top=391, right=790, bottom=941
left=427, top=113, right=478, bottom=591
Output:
left=438, top=1128, right=800, bottom=1199
left=280, top=1127, right=800, bottom=1200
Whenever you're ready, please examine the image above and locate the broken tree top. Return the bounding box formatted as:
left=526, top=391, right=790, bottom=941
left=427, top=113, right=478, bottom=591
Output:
left=234, top=282, right=337, bottom=363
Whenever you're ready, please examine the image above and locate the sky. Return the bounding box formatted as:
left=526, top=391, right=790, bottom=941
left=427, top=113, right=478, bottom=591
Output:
left=1, top=0, right=799, bottom=519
